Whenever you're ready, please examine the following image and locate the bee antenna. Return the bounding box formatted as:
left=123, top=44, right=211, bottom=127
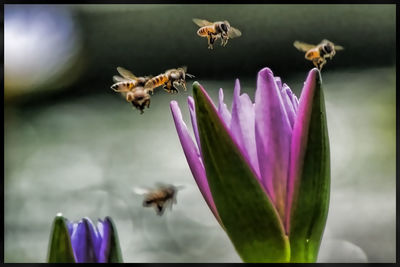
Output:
left=175, top=185, right=185, bottom=190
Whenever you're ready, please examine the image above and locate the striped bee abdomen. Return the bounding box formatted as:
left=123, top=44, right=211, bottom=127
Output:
left=145, top=75, right=168, bottom=89
left=197, top=26, right=214, bottom=36
left=111, top=81, right=136, bottom=92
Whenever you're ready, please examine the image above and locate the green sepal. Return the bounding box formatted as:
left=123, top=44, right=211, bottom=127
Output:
left=105, top=216, right=124, bottom=263
left=47, top=214, right=76, bottom=263
left=289, top=70, right=330, bottom=262
left=193, top=82, right=290, bottom=263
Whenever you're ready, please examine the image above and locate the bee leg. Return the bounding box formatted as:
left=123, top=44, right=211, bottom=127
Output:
left=319, top=59, right=327, bottom=70
left=312, top=59, right=319, bottom=69
left=208, top=34, right=216, bottom=49
left=163, top=83, right=172, bottom=94
left=207, top=35, right=212, bottom=49
left=155, top=203, right=164, bottom=215
left=224, top=38, right=229, bottom=47
left=330, top=50, right=336, bottom=59
left=181, top=81, right=187, bottom=91
left=163, top=85, right=170, bottom=93
left=171, top=83, right=179, bottom=94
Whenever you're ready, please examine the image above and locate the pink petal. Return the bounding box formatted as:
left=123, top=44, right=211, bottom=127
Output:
left=255, top=67, right=292, bottom=221
left=285, top=68, right=319, bottom=232
left=280, top=84, right=297, bottom=128
left=196, top=84, right=265, bottom=193
left=275, top=77, right=282, bottom=90
left=230, top=79, right=261, bottom=180
left=188, top=96, right=201, bottom=154
left=170, top=101, right=220, bottom=222
left=291, top=92, right=299, bottom=112
left=218, top=88, right=232, bottom=127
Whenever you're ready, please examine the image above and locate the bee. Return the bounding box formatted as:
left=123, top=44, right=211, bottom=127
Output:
left=144, top=67, right=195, bottom=94
left=110, top=66, right=154, bottom=114
left=133, top=183, right=185, bottom=216
left=193, top=18, right=242, bottom=49
left=293, top=39, right=344, bottom=70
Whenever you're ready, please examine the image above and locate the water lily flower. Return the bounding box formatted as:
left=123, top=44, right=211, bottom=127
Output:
left=170, top=67, right=330, bottom=263
left=47, top=213, right=123, bottom=263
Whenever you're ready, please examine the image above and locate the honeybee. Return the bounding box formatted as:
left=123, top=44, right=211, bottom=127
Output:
left=144, top=67, right=195, bottom=94
left=193, top=18, right=242, bottom=49
left=133, top=183, right=185, bottom=216
left=293, top=39, right=344, bottom=70
left=110, top=67, right=154, bottom=114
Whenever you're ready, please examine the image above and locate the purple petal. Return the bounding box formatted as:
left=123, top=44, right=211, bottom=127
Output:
left=170, top=101, right=220, bottom=222
left=255, top=67, right=292, bottom=221
left=66, top=220, right=74, bottom=236
left=286, top=68, right=319, bottom=232
left=196, top=83, right=269, bottom=200
left=97, top=219, right=109, bottom=263
left=280, top=84, right=297, bottom=128
left=218, top=88, right=232, bottom=127
left=291, top=93, right=299, bottom=112
left=70, top=218, right=97, bottom=263
left=85, top=217, right=102, bottom=262
left=188, top=96, right=201, bottom=155
left=230, top=79, right=261, bottom=180
left=275, top=77, right=282, bottom=90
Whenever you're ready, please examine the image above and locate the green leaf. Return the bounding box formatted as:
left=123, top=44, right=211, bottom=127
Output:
left=289, top=70, right=330, bottom=262
left=193, top=82, right=290, bottom=263
left=105, top=216, right=124, bottom=263
left=47, top=214, right=76, bottom=263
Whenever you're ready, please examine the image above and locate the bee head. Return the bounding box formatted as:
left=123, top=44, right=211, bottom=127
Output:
left=131, top=95, right=151, bottom=114
left=323, top=42, right=333, bottom=53
left=217, top=21, right=230, bottom=35
left=220, top=23, right=228, bottom=34
left=132, top=89, right=150, bottom=103
left=177, top=68, right=186, bottom=79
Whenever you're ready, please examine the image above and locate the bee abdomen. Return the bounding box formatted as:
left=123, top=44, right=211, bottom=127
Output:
left=197, top=26, right=212, bottom=36
left=111, top=81, right=135, bottom=91
left=147, top=75, right=168, bottom=88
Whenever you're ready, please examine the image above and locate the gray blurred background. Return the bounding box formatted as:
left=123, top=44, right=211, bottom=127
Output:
left=4, top=4, right=396, bottom=263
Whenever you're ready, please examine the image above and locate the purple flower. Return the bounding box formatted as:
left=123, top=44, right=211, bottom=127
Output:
left=47, top=214, right=123, bottom=263
left=170, top=67, right=330, bottom=262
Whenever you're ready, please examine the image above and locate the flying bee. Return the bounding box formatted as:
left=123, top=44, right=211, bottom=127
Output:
left=110, top=66, right=154, bottom=114
left=133, top=183, right=185, bottom=216
left=293, top=39, right=344, bottom=70
left=144, top=66, right=195, bottom=94
left=193, top=18, right=242, bottom=49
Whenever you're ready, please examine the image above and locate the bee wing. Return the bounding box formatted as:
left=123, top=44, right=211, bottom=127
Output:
left=192, top=18, right=214, bottom=27
left=228, top=27, right=242, bottom=38
left=132, top=186, right=152, bottom=195
left=144, top=80, right=156, bottom=90
left=154, top=182, right=171, bottom=189
left=113, top=75, right=129, bottom=83
left=293, top=41, right=316, bottom=52
left=334, top=44, right=344, bottom=51
left=117, top=66, right=138, bottom=80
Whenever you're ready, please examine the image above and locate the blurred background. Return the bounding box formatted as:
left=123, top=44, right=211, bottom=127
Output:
left=4, top=4, right=395, bottom=263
